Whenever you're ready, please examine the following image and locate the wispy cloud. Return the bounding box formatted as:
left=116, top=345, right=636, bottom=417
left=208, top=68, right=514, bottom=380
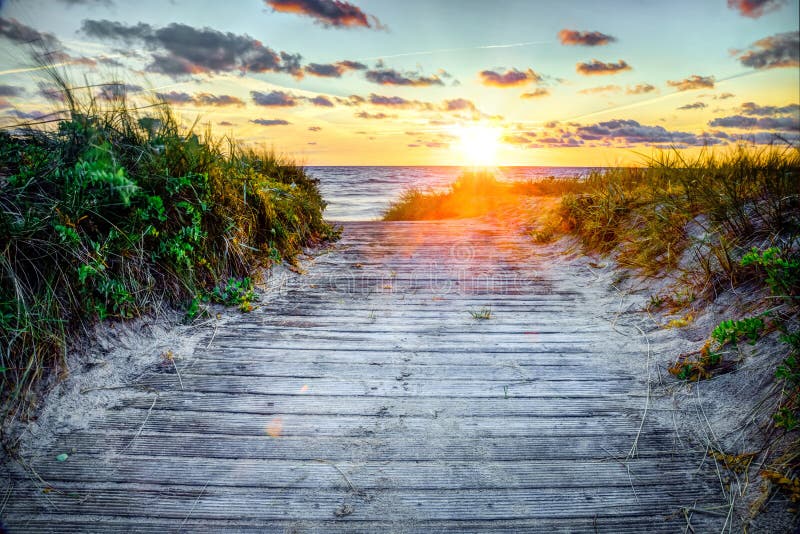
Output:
left=250, top=118, right=290, bottom=126
left=520, top=88, right=550, bottom=99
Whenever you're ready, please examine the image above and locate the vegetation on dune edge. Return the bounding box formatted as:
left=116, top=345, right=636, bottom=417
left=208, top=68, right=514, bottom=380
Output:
left=0, top=69, right=338, bottom=418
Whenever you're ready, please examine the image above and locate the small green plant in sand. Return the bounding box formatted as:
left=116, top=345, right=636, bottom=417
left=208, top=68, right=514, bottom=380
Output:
left=470, top=307, right=492, bottom=320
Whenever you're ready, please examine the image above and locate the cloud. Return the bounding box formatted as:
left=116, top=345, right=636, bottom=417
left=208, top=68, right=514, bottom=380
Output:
left=558, top=29, right=616, bottom=46
left=308, top=126, right=322, bottom=131
left=740, top=101, right=800, bottom=116
left=576, top=59, right=631, bottom=75
left=81, top=19, right=302, bottom=77
left=155, top=90, right=244, bottom=107
left=667, top=75, right=715, bottom=91
left=442, top=98, right=476, bottom=112
left=265, top=0, right=383, bottom=29
left=156, top=91, right=194, bottom=104
left=218, top=121, right=235, bottom=126
left=195, top=93, right=245, bottom=106
left=626, top=83, right=656, bottom=95
left=355, top=111, right=395, bottom=119
left=578, top=84, right=621, bottom=95
left=309, top=95, right=334, bottom=107
left=727, top=0, right=786, bottom=18
left=520, top=88, right=550, bottom=99
left=97, top=82, right=143, bottom=100
left=251, top=90, right=299, bottom=106
left=575, top=119, right=724, bottom=146
left=304, top=59, right=366, bottom=77
left=479, top=68, right=541, bottom=87
left=0, top=17, right=60, bottom=48
left=677, top=102, right=707, bottom=110
left=250, top=118, right=290, bottom=126
left=715, top=92, right=735, bottom=100
left=334, top=95, right=365, bottom=106
left=709, top=114, right=799, bottom=131
left=365, top=67, right=444, bottom=86
left=368, top=93, right=415, bottom=107
left=735, top=31, right=799, bottom=69
left=502, top=134, right=534, bottom=145
left=0, top=84, right=24, bottom=97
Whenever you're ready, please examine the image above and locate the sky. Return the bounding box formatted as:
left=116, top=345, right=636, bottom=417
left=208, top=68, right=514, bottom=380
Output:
left=0, top=0, right=798, bottom=166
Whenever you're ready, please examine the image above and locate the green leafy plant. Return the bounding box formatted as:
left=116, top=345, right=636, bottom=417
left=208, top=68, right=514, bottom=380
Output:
left=711, top=317, right=765, bottom=346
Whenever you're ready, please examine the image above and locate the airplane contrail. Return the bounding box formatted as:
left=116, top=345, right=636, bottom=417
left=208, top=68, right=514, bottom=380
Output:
left=359, top=40, right=551, bottom=61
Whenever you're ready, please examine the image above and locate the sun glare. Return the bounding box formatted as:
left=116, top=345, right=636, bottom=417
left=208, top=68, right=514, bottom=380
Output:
left=454, top=125, right=501, bottom=167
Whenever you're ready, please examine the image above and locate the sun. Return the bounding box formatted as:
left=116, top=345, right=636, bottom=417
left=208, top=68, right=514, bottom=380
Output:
left=453, top=125, right=501, bottom=167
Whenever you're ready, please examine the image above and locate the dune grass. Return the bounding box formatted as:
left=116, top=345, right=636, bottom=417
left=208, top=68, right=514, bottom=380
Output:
left=382, top=170, right=583, bottom=220
left=0, top=70, right=336, bottom=416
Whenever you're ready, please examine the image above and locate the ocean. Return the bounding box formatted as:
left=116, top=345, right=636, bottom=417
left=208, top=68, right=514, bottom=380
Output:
left=307, top=166, right=603, bottom=221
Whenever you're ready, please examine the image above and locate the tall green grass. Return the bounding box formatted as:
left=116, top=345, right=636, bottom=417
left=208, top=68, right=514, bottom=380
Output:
left=562, top=145, right=800, bottom=281
left=0, top=70, right=336, bottom=415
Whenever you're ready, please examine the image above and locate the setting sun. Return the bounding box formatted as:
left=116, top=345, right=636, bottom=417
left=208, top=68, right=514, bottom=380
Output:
left=453, top=125, right=502, bottom=167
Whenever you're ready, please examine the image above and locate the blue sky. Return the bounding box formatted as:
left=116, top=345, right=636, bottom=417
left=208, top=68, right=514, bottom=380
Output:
left=0, top=0, right=798, bottom=165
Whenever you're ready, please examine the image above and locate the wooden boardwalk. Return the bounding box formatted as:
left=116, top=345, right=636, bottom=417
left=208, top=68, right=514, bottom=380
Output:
left=2, top=220, right=728, bottom=532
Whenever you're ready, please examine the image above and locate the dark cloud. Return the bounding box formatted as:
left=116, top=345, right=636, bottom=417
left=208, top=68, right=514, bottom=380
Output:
left=97, top=82, right=143, bottom=100
left=727, top=0, right=786, bottom=18
left=365, top=68, right=444, bottom=86
left=479, top=68, right=541, bottom=87
left=305, top=59, right=366, bottom=77
left=735, top=31, right=799, bottom=69
left=740, top=101, right=800, bottom=116
left=250, top=118, right=290, bottom=126
left=626, top=83, right=656, bottom=95
left=575, top=119, right=723, bottom=146
left=368, top=94, right=415, bottom=107
left=667, top=75, right=715, bottom=91
left=578, top=84, right=621, bottom=95
left=218, top=121, right=235, bottom=126
left=264, top=0, right=383, bottom=29
left=155, top=90, right=243, bottom=106
left=251, top=90, right=299, bottom=107
left=709, top=114, right=799, bottom=131
left=0, top=84, right=24, bottom=97
left=308, top=126, right=322, bottom=131
left=558, top=29, right=616, bottom=46
left=0, top=17, right=60, bottom=48
left=520, top=88, right=550, bottom=99
left=355, top=111, right=395, bottom=119
left=677, top=102, right=707, bottom=110
left=81, top=20, right=303, bottom=77
left=195, top=93, right=245, bottom=106
left=156, top=91, right=194, bottom=104
left=309, top=95, right=334, bottom=107
left=715, top=92, right=735, bottom=100
left=37, top=83, right=64, bottom=102
left=576, top=59, right=631, bottom=76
